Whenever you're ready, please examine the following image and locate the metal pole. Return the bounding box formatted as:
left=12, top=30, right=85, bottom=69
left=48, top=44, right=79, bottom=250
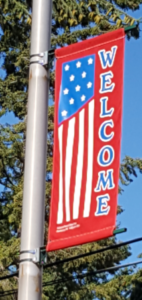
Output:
left=18, top=0, right=52, bottom=299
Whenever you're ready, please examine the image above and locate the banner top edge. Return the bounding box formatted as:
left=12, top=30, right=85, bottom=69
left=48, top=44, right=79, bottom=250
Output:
left=55, top=28, right=125, bottom=60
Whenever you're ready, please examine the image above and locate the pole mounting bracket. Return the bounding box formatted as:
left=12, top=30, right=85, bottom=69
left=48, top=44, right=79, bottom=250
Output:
left=20, top=247, right=47, bottom=266
left=33, top=247, right=47, bottom=265
left=30, top=49, right=55, bottom=69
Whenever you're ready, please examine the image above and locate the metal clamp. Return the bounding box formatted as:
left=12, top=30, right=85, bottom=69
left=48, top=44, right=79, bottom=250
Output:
left=30, top=49, right=55, bottom=69
left=20, top=247, right=47, bottom=266
left=30, top=51, right=48, bottom=66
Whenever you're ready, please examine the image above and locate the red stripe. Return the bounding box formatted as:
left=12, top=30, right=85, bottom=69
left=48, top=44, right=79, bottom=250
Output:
left=69, top=114, right=79, bottom=221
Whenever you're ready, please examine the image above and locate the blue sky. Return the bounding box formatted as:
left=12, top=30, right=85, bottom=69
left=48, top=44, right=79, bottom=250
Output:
left=117, top=7, right=142, bottom=262
left=0, top=5, right=142, bottom=264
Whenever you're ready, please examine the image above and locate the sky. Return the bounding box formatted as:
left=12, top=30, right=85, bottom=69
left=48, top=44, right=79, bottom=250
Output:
left=117, top=7, right=142, bottom=262
left=0, top=5, right=142, bottom=265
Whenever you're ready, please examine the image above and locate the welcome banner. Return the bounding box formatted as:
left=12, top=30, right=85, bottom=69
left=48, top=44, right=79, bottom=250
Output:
left=47, top=29, right=125, bottom=251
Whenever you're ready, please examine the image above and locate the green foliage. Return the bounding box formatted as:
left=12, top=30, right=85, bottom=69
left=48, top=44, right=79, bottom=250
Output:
left=0, top=0, right=142, bottom=299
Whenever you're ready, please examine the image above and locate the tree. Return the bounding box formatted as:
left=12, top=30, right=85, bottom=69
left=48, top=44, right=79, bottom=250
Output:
left=0, top=0, right=142, bottom=299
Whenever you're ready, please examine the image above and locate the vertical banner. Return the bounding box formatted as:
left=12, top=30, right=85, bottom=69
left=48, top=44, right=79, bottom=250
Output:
left=47, top=29, right=125, bottom=251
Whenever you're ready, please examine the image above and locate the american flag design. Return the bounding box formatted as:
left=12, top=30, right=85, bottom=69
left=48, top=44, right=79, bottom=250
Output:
left=47, top=29, right=125, bottom=251
left=57, top=55, right=95, bottom=226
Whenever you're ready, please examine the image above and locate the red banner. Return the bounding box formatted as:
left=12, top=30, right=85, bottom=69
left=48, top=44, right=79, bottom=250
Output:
left=47, top=29, right=125, bottom=251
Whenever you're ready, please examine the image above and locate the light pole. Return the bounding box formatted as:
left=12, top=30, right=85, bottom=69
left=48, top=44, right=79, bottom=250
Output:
left=18, top=0, right=52, bottom=299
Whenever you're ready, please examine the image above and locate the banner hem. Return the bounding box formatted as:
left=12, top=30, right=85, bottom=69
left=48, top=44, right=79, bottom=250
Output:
left=46, top=226, right=115, bottom=252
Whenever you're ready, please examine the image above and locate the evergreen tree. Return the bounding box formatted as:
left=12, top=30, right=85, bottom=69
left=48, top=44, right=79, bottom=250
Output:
left=0, top=0, right=142, bottom=299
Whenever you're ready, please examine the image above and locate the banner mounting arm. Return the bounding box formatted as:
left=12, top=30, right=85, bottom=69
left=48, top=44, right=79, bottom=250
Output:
left=124, top=24, right=138, bottom=32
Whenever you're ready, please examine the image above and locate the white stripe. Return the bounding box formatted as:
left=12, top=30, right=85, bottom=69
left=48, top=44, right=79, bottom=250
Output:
left=57, top=125, right=63, bottom=224
left=73, top=109, right=84, bottom=219
left=83, top=100, right=95, bottom=218
left=65, top=117, right=75, bottom=222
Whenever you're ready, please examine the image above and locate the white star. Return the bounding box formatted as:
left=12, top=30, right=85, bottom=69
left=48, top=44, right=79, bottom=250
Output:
left=70, top=75, right=75, bottom=82
left=65, top=64, right=70, bottom=71
left=87, top=82, right=92, bottom=88
left=75, top=85, right=81, bottom=92
left=61, top=110, right=68, bottom=117
left=76, top=61, right=81, bottom=68
left=88, top=58, right=93, bottom=65
left=81, top=95, right=86, bottom=101
left=82, top=72, right=86, bottom=78
left=63, top=88, right=69, bottom=95
left=69, top=98, right=74, bottom=104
